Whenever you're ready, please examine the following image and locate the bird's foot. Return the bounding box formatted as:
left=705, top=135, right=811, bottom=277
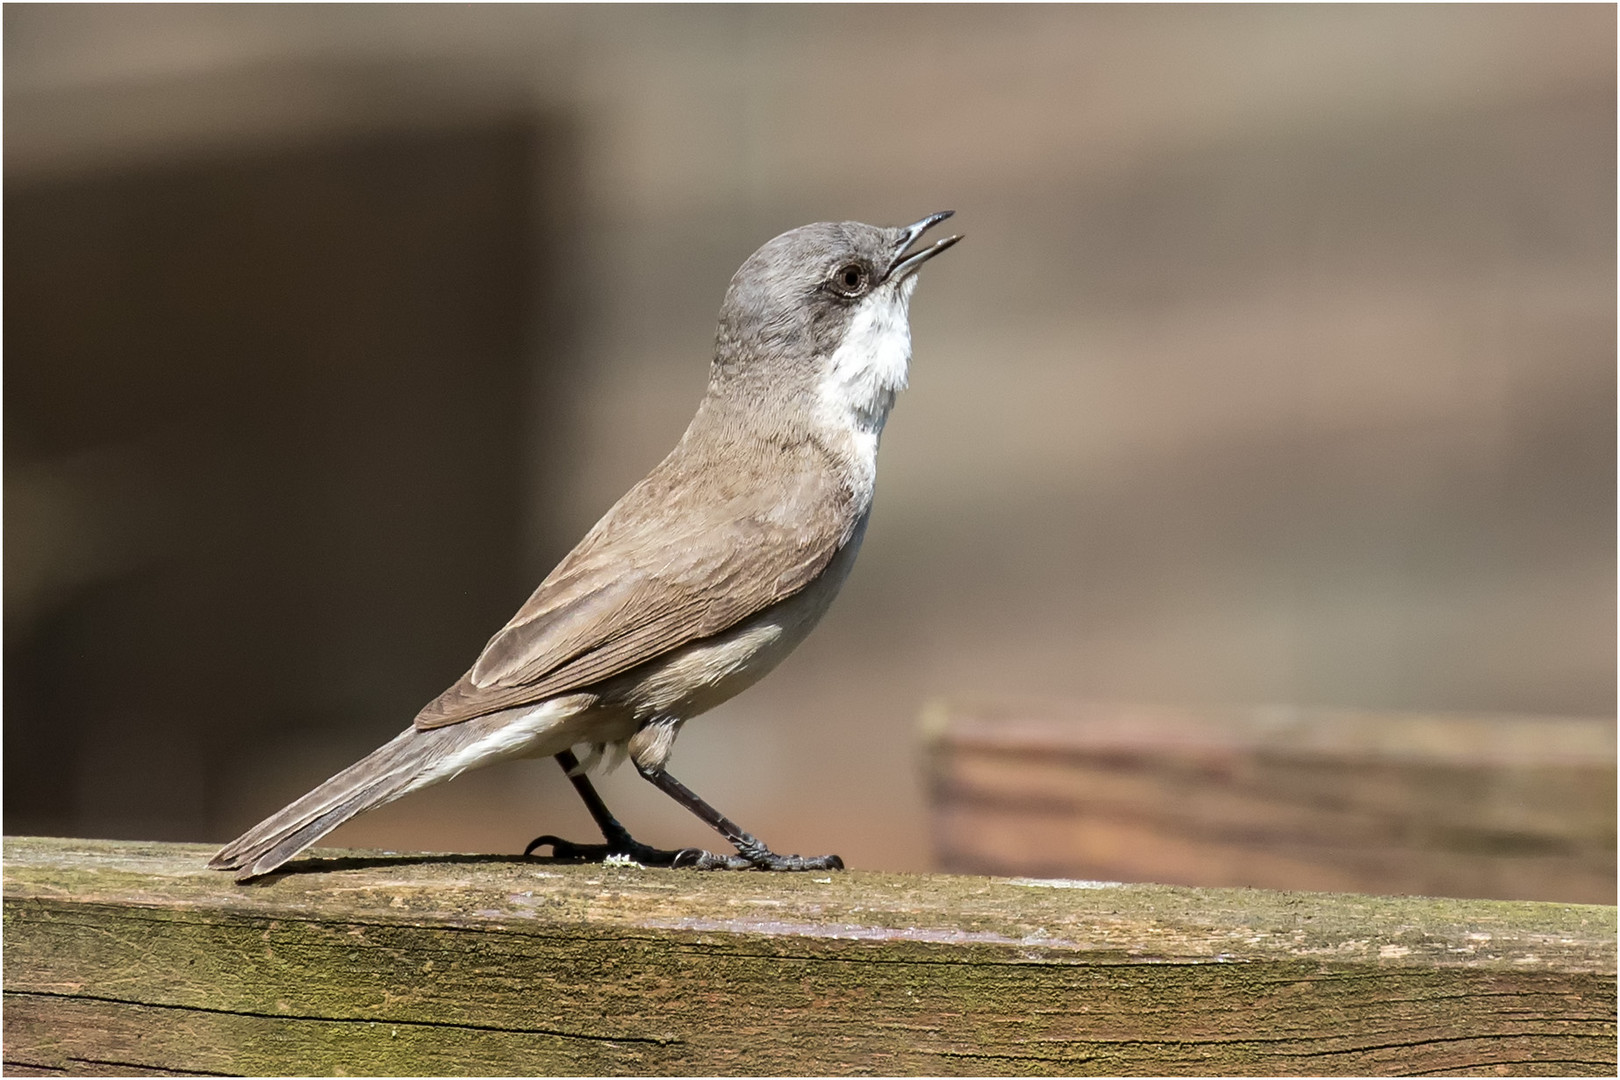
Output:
left=637, top=846, right=844, bottom=870
left=524, top=833, right=843, bottom=871
left=723, top=837, right=844, bottom=872
left=742, top=850, right=845, bottom=871
left=523, top=833, right=703, bottom=868
left=657, top=849, right=836, bottom=870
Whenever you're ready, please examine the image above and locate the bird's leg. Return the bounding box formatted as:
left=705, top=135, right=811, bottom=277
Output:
left=524, top=750, right=703, bottom=867
left=634, top=761, right=845, bottom=872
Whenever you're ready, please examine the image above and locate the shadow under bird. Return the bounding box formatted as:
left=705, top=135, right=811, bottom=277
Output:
left=211, top=212, right=962, bottom=880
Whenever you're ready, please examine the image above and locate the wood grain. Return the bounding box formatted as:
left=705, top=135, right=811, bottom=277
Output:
left=4, top=836, right=1614, bottom=1076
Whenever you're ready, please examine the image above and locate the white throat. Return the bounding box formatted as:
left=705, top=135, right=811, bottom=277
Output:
left=815, top=276, right=918, bottom=506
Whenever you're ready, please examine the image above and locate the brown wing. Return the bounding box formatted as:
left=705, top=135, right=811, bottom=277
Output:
left=413, top=447, right=855, bottom=729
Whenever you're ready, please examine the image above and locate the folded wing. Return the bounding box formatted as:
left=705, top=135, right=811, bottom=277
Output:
left=414, top=452, right=854, bottom=729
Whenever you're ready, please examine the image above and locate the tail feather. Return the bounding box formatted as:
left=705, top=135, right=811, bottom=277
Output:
left=210, top=724, right=446, bottom=881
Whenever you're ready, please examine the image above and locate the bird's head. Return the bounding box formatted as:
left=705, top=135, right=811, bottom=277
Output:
left=711, top=213, right=961, bottom=433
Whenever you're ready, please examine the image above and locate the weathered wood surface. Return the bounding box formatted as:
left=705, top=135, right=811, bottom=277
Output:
left=923, top=702, right=1617, bottom=904
left=4, top=837, right=1614, bottom=1076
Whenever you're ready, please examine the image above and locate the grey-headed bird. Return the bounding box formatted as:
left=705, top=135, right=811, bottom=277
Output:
left=211, top=213, right=961, bottom=880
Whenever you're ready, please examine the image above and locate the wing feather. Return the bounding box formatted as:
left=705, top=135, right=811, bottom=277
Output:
left=414, top=446, right=853, bottom=730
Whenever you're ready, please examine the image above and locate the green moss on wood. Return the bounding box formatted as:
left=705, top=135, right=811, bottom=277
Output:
left=4, top=836, right=1614, bottom=1076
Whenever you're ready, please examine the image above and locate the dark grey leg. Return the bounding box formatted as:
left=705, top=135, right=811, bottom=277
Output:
left=634, top=761, right=845, bottom=872
left=526, top=750, right=844, bottom=871
left=524, top=750, right=702, bottom=867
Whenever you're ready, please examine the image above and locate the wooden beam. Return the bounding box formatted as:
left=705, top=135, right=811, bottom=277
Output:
left=922, top=702, right=1617, bottom=903
left=4, top=836, right=1614, bottom=1076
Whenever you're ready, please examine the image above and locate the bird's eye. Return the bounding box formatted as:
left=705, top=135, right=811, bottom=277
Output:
left=828, top=262, right=870, bottom=298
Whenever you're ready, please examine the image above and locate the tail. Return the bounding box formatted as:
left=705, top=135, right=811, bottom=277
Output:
left=210, top=724, right=453, bottom=881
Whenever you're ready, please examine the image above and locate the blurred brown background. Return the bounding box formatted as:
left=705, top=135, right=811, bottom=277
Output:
left=5, top=5, right=1613, bottom=877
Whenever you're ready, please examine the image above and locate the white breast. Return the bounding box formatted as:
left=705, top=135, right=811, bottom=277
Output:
left=815, top=275, right=919, bottom=506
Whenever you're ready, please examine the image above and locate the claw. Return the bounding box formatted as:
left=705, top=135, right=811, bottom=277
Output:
left=670, top=847, right=729, bottom=869
left=523, top=834, right=573, bottom=859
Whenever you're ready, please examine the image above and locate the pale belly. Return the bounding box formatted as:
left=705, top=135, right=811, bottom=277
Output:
left=444, top=512, right=872, bottom=776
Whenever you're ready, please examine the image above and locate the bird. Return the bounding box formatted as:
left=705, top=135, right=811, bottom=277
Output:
left=210, top=212, right=961, bottom=880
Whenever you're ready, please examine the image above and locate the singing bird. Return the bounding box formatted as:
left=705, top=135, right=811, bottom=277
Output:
left=211, top=212, right=961, bottom=880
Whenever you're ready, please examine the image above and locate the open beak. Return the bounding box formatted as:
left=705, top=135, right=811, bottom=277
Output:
left=888, top=210, right=962, bottom=281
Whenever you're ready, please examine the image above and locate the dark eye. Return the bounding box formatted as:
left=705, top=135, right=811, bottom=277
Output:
left=828, top=262, right=870, bottom=298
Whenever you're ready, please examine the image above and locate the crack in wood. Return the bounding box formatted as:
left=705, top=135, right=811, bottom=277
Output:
left=66, top=1057, right=233, bottom=1077
left=5, top=990, right=682, bottom=1047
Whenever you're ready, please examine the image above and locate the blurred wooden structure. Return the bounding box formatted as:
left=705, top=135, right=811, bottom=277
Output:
left=5, top=111, right=583, bottom=845
left=4, top=836, right=1614, bottom=1076
left=923, top=702, right=1616, bottom=904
